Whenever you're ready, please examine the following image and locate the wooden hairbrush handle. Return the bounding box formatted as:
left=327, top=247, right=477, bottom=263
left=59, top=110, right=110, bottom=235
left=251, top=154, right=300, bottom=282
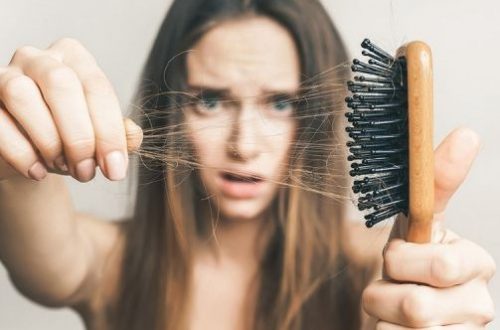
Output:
left=397, top=42, right=434, bottom=243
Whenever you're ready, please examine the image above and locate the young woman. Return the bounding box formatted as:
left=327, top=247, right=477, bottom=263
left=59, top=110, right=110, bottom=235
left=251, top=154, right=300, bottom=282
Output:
left=0, top=0, right=495, bottom=329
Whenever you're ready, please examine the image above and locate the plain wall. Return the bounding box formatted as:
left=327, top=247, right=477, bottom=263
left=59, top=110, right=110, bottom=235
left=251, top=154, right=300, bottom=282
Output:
left=0, top=0, right=498, bottom=329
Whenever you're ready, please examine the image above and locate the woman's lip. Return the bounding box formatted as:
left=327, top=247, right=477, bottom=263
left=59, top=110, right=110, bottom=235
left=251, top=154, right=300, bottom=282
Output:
left=216, top=172, right=266, bottom=199
left=220, top=171, right=264, bottom=182
left=220, top=170, right=265, bottom=181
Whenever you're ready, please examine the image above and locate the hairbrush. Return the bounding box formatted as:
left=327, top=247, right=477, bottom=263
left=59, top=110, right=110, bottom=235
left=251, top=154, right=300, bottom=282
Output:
left=344, top=39, right=434, bottom=243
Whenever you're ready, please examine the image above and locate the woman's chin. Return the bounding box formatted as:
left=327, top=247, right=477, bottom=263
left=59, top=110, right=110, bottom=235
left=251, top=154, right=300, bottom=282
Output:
left=217, top=199, right=268, bottom=223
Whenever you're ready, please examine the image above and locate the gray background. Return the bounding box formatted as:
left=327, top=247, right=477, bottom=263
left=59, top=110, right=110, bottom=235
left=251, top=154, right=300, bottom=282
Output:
left=1, top=0, right=499, bottom=329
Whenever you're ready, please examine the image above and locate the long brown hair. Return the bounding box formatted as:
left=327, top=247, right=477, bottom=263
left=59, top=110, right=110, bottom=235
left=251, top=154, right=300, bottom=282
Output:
left=112, top=0, right=374, bottom=329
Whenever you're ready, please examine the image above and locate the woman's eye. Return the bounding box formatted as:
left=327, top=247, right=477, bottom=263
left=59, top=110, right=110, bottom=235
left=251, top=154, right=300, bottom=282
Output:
left=202, top=97, right=218, bottom=109
left=270, top=98, right=294, bottom=114
left=196, top=96, right=221, bottom=112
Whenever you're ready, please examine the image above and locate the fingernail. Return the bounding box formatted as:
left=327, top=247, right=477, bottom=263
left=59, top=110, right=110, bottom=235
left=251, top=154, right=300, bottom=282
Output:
left=75, top=158, right=96, bottom=182
left=105, top=151, right=127, bottom=180
left=127, top=119, right=142, bottom=132
left=448, top=128, right=480, bottom=162
left=54, top=155, right=68, bottom=172
left=28, top=162, right=48, bottom=181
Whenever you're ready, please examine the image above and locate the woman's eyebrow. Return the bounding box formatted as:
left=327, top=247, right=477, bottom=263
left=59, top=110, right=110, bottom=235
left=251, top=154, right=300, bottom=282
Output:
left=263, top=90, right=300, bottom=101
left=186, top=84, right=300, bottom=101
left=186, top=85, right=230, bottom=98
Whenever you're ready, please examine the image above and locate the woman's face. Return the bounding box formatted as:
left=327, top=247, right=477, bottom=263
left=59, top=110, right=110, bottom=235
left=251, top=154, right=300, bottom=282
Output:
left=185, top=16, right=300, bottom=222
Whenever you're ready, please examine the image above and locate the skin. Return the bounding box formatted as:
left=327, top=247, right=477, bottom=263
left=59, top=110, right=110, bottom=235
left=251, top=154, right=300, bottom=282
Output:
left=184, top=17, right=298, bottom=223
left=186, top=17, right=299, bottom=329
left=0, top=39, right=142, bottom=182
left=363, top=128, right=496, bottom=329
left=0, top=15, right=495, bottom=330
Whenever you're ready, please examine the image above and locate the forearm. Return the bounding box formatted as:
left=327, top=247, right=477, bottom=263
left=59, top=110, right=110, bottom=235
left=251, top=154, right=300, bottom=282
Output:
left=0, top=173, right=91, bottom=305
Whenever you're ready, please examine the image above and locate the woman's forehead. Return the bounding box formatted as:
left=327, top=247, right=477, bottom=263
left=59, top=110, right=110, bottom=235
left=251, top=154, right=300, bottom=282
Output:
left=186, top=16, right=300, bottom=95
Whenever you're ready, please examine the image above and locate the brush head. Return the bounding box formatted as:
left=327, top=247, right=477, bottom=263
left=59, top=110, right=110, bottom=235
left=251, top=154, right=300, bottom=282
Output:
left=345, top=39, right=409, bottom=228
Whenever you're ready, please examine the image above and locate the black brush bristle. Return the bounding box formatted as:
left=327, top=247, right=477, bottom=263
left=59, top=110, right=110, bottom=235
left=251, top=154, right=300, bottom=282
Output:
left=345, top=39, right=409, bottom=228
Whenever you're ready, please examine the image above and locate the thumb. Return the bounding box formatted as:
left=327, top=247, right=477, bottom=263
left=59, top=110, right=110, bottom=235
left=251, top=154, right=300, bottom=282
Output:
left=433, top=127, right=480, bottom=214
left=124, top=117, right=143, bottom=153
left=388, top=127, right=480, bottom=242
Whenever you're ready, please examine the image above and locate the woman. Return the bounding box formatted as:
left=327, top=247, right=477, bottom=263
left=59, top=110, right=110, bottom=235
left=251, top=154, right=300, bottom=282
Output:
left=0, top=0, right=495, bottom=329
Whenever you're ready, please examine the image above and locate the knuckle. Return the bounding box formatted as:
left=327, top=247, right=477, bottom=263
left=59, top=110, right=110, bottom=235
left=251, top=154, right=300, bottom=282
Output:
left=361, top=284, right=377, bottom=314
left=483, top=252, right=496, bottom=280
left=479, top=304, right=495, bottom=325
left=383, top=241, right=400, bottom=277
left=476, top=291, right=495, bottom=325
left=81, top=73, right=114, bottom=96
left=1, top=74, right=36, bottom=102
left=43, top=66, right=78, bottom=88
left=52, top=37, right=83, bottom=50
left=66, top=136, right=95, bottom=154
left=38, top=136, right=62, bottom=158
left=96, top=135, right=126, bottom=152
left=384, top=240, right=401, bottom=256
left=49, top=38, right=95, bottom=64
left=430, top=248, right=461, bottom=286
left=400, top=286, right=433, bottom=327
left=12, top=46, right=38, bottom=64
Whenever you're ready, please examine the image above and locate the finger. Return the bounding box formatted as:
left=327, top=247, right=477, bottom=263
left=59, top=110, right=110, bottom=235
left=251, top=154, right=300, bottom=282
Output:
left=124, top=117, right=143, bottom=152
left=388, top=127, right=480, bottom=242
left=362, top=280, right=494, bottom=327
left=0, top=118, right=138, bottom=181
left=8, top=45, right=43, bottom=67
left=0, top=68, right=65, bottom=170
left=49, top=38, right=128, bottom=180
left=383, top=238, right=496, bottom=287
left=21, top=55, right=96, bottom=182
left=0, top=107, right=47, bottom=181
left=375, top=321, right=483, bottom=329
left=433, top=127, right=480, bottom=214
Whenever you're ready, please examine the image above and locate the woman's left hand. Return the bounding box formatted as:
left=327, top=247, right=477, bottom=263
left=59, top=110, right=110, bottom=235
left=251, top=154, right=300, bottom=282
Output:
left=362, top=127, right=496, bottom=329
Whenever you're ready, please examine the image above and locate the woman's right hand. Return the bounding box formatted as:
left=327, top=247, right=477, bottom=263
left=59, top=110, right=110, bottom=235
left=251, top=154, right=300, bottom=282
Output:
left=0, top=37, right=142, bottom=182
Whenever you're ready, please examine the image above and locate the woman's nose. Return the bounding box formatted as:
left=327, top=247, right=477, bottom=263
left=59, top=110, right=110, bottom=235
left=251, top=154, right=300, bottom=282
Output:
left=226, top=105, right=262, bottom=161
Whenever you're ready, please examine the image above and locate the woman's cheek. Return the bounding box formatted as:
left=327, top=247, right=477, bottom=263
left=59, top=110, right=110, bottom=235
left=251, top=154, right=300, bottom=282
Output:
left=186, top=115, right=230, bottom=165
left=266, top=119, right=295, bottom=175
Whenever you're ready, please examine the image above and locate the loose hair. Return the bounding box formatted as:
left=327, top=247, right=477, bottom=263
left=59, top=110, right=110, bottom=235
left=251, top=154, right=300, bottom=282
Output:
left=111, top=0, right=375, bottom=329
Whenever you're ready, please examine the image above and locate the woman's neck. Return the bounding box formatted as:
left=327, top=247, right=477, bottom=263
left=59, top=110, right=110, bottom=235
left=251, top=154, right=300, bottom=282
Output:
left=196, top=210, right=275, bottom=269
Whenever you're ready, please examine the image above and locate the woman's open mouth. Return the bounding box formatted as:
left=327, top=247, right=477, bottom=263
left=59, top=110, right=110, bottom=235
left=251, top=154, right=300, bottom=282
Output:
left=218, top=171, right=266, bottom=198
